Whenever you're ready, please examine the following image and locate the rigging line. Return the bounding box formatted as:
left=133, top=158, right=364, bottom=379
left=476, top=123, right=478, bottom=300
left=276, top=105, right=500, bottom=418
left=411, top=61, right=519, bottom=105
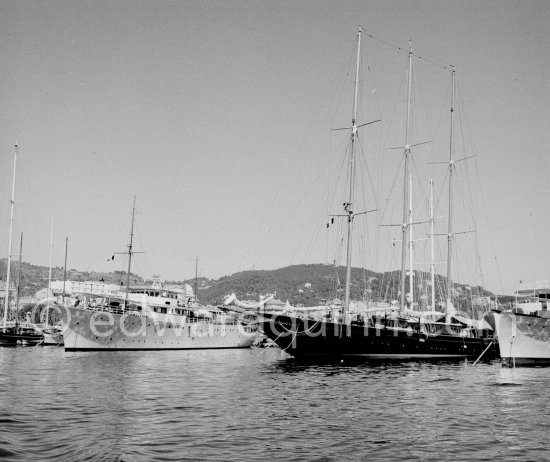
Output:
left=431, top=76, right=453, bottom=162
left=374, top=114, right=385, bottom=235
left=310, top=216, right=342, bottom=267
left=84, top=220, right=128, bottom=273
left=360, top=26, right=454, bottom=72
left=409, top=60, right=442, bottom=176
left=453, top=240, right=475, bottom=290
left=327, top=140, right=353, bottom=217
left=451, top=148, right=477, bottom=232
left=328, top=213, right=347, bottom=267
left=256, top=149, right=337, bottom=268
left=300, top=208, right=328, bottom=265
left=325, top=43, right=356, bottom=221
left=381, top=59, right=409, bottom=151
left=410, top=159, right=433, bottom=224
left=356, top=135, right=381, bottom=216
left=336, top=236, right=345, bottom=269
left=456, top=87, right=479, bottom=211
left=329, top=42, right=358, bottom=135
left=322, top=170, right=352, bottom=264
left=434, top=177, right=449, bottom=224
left=378, top=150, right=406, bottom=224
left=450, top=180, right=478, bottom=291
left=246, top=45, right=360, bottom=272
left=362, top=44, right=385, bottom=134
left=239, top=45, right=353, bottom=272
left=363, top=39, right=391, bottom=241
left=377, top=56, right=414, bottom=225
left=382, top=238, right=399, bottom=289
left=134, top=224, right=150, bottom=280
left=327, top=134, right=352, bottom=212
left=356, top=138, right=381, bottom=269
left=454, top=165, right=476, bottom=234
left=17, top=168, right=55, bottom=253
left=478, top=169, right=505, bottom=294
left=458, top=87, right=490, bottom=286
left=456, top=82, right=477, bottom=154
left=299, top=136, right=350, bottom=264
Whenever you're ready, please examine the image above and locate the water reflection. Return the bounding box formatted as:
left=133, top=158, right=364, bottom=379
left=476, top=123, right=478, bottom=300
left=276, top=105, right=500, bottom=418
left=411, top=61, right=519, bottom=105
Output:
left=0, top=348, right=548, bottom=461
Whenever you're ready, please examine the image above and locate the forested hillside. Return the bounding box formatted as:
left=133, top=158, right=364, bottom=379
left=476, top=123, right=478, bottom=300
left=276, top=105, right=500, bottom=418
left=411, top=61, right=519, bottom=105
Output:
left=1, top=259, right=495, bottom=312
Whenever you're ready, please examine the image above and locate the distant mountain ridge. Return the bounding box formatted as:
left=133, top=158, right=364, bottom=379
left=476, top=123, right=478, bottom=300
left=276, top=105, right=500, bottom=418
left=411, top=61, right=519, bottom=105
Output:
left=1, top=260, right=495, bottom=312
left=193, top=264, right=376, bottom=306
left=0, top=259, right=143, bottom=297
left=192, top=264, right=495, bottom=311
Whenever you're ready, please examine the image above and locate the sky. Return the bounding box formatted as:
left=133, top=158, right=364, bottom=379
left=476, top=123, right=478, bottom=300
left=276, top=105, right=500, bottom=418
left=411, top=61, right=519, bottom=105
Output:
left=0, top=0, right=548, bottom=295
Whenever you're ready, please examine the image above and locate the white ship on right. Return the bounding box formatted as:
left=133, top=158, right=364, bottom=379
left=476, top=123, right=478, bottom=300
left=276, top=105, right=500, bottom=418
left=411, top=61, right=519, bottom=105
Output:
left=491, top=281, right=550, bottom=367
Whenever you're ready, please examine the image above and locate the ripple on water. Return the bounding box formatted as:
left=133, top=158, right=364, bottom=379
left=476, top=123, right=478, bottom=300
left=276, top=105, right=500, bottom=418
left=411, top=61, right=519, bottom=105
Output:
left=0, top=348, right=549, bottom=460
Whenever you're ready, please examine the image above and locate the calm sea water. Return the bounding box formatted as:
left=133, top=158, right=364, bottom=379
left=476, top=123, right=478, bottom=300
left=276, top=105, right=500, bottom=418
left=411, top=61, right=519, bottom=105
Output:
left=0, top=346, right=548, bottom=461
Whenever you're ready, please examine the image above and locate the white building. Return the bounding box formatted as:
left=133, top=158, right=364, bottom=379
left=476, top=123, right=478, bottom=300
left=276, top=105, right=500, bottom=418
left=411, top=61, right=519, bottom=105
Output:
left=50, top=280, right=121, bottom=296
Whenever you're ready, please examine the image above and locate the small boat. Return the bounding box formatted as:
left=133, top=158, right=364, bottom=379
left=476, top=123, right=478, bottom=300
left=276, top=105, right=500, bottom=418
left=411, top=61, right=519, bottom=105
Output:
left=0, top=323, right=43, bottom=346
left=0, top=145, right=44, bottom=347
left=43, top=329, right=64, bottom=346
left=35, top=323, right=64, bottom=346
left=490, top=281, right=550, bottom=366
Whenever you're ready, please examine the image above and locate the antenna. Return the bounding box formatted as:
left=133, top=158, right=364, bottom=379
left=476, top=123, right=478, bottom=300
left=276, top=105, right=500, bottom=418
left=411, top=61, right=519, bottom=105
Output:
left=125, top=196, right=137, bottom=309
left=3, top=144, right=18, bottom=325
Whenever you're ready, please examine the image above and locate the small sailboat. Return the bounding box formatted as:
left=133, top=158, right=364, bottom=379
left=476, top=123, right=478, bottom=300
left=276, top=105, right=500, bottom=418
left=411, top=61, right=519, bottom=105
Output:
left=0, top=145, right=43, bottom=346
left=260, top=27, right=497, bottom=359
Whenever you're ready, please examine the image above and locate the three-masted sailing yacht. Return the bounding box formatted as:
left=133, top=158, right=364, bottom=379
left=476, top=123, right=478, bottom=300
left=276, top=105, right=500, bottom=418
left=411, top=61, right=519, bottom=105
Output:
left=260, top=27, right=497, bottom=359
left=60, top=197, right=257, bottom=351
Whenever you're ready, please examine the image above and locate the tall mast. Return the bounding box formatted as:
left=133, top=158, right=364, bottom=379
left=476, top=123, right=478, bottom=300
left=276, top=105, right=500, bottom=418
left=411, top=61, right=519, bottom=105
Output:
left=15, top=232, right=23, bottom=326
left=446, top=67, right=456, bottom=313
left=430, top=178, right=436, bottom=310
left=409, top=172, right=414, bottom=309
left=3, top=144, right=18, bottom=325
left=194, top=257, right=198, bottom=300
left=46, top=217, right=54, bottom=326
left=400, top=42, right=413, bottom=311
left=343, top=25, right=362, bottom=323
left=63, top=237, right=68, bottom=298
left=125, top=196, right=137, bottom=309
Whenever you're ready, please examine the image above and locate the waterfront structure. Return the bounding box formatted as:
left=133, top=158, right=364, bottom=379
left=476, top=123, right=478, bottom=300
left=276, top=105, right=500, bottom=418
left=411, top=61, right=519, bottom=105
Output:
left=491, top=281, right=550, bottom=366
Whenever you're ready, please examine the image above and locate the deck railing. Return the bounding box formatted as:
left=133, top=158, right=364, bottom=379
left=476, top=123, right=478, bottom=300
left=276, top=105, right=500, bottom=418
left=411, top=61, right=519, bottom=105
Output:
left=79, top=304, right=238, bottom=324
left=517, top=281, right=550, bottom=292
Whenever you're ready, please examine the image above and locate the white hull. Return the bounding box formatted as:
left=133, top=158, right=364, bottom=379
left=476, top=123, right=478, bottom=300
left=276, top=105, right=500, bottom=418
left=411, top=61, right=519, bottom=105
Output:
left=494, top=311, right=550, bottom=366
left=34, top=324, right=64, bottom=346
left=61, top=306, right=256, bottom=351
left=43, top=332, right=64, bottom=346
